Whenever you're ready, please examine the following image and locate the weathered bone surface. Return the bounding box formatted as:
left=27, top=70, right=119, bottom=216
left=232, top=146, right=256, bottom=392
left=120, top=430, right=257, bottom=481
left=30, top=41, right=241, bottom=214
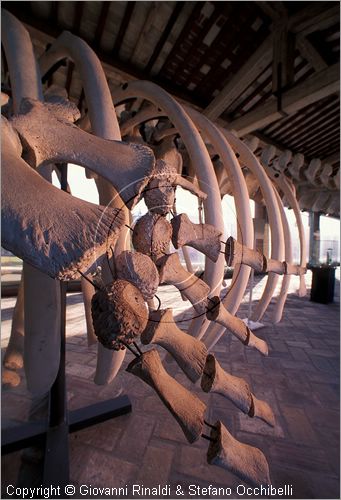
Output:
left=127, top=349, right=206, bottom=443
left=141, top=308, right=208, bottom=382
left=206, top=297, right=268, bottom=356
left=132, top=212, right=172, bottom=261
left=115, top=251, right=159, bottom=301
left=171, top=213, right=222, bottom=263
left=144, top=160, right=176, bottom=214
left=91, top=279, right=148, bottom=350
left=158, top=253, right=210, bottom=314
left=225, top=236, right=264, bottom=272
left=2, top=117, right=124, bottom=280
left=207, top=420, right=271, bottom=487
left=144, top=159, right=207, bottom=215
left=201, top=354, right=275, bottom=426
left=10, top=98, right=155, bottom=209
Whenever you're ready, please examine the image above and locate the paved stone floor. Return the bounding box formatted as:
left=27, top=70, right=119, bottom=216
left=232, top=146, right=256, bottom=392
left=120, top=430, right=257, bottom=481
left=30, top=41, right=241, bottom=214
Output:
left=1, top=270, right=340, bottom=499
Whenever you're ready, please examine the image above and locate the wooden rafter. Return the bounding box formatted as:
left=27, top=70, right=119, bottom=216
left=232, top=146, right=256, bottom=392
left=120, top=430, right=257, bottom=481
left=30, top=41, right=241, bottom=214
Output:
left=255, top=1, right=287, bottom=22
left=289, top=3, right=340, bottom=37
left=72, top=1, right=85, bottom=36
left=296, top=35, right=328, bottom=72
left=264, top=95, right=338, bottom=136
left=272, top=17, right=295, bottom=93
left=157, top=2, right=202, bottom=76
left=113, top=1, right=136, bottom=56
left=145, top=2, right=184, bottom=73
left=204, top=35, right=273, bottom=119
left=289, top=113, right=339, bottom=149
left=50, top=2, right=59, bottom=24
left=93, top=1, right=111, bottom=49
left=229, top=63, right=339, bottom=135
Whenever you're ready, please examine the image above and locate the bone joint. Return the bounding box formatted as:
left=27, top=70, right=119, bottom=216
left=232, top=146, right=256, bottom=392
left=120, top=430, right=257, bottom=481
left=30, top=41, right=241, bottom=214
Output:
left=10, top=98, right=155, bottom=209
left=115, top=251, right=160, bottom=301
left=132, top=212, right=172, bottom=262
left=171, top=213, right=222, bottom=263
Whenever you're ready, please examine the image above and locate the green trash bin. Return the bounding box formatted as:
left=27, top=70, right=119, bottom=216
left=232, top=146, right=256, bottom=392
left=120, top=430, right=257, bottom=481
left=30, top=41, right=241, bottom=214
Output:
left=310, top=266, right=336, bottom=304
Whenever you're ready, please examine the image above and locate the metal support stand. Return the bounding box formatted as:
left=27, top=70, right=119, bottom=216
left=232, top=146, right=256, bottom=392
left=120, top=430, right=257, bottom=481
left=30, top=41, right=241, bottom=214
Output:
left=2, top=279, right=132, bottom=491
left=1, top=164, right=132, bottom=490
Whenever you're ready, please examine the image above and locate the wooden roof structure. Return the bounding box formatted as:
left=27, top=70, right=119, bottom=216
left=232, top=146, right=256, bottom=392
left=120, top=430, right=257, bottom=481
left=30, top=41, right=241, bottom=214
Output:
left=2, top=1, right=340, bottom=215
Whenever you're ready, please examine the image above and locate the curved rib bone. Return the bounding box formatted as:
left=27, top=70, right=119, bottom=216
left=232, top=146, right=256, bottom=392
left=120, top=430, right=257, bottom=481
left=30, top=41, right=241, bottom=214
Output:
left=265, top=168, right=307, bottom=297
left=10, top=98, right=155, bottom=209
left=132, top=212, right=172, bottom=261
left=158, top=253, right=210, bottom=314
left=171, top=213, right=222, bottom=263
left=2, top=118, right=124, bottom=280
left=127, top=349, right=206, bottom=443
left=207, top=421, right=271, bottom=487
left=206, top=297, right=268, bottom=356
left=201, top=354, right=275, bottom=426
left=141, top=309, right=208, bottom=382
left=115, top=251, right=159, bottom=301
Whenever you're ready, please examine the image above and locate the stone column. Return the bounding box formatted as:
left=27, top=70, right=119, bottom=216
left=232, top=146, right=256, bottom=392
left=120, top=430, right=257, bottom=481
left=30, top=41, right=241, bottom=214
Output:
left=309, top=211, right=320, bottom=265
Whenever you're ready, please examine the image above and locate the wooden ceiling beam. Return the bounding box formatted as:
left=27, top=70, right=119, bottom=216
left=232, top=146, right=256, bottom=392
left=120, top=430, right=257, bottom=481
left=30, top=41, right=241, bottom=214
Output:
left=294, top=120, right=340, bottom=151
left=50, top=2, right=59, bottom=25
left=275, top=102, right=339, bottom=142
left=204, top=34, right=273, bottom=119
left=309, top=142, right=340, bottom=162
left=72, top=1, right=85, bottom=36
left=145, top=2, right=184, bottom=73
left=265, top=95, right=338, bottom=137
left=1, top=2, right=206, bottom=109
left=158, top=2, right=202, bottom=76
left=93, top=1, right=111, bottom=49
left=228, top=63, right=340, bottom=135
left=113, top=1, right=136, bottom=56
left=255, top=1, right=287, bottom=22
left=178, top=3, right=229, bottom=87
left=272, top=17, right=295, bottom=93
left=296, top=35, right=328, bottom=72
left=204, top=3, right=339, bottom=120
left=288, top=112, right=339, bottom=149
left=289, top=3, right=340, bottom=37
left=306, top=127, right=340, bottom=150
